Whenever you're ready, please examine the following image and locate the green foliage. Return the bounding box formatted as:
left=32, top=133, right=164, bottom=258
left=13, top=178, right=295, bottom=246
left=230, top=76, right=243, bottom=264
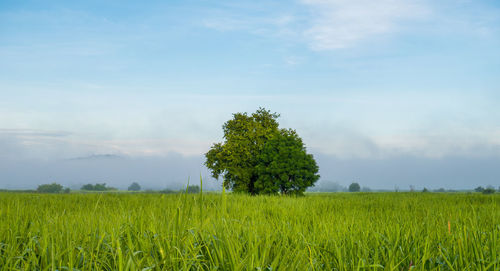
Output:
left=475, top=186, right=485, bottom=192
left=255, top=129, right=319, bottom=195
left=348, top=182, right=361, bottom=192
left=81, top=183, right=111, bottom=191
left=94, top=183, right=108, bottom=191
left=0, top=192, right=499, bottom=270
left=422, top=187, right=429, bottom=193
left=205, top=108, right=319, bottom=195
left=127, top=182, right=141, bottom=191
left=81, top=184, right=94, bottom=190
left=36, top=182, right=64, bottom=193
left=483, top=186, right=496, bottom=194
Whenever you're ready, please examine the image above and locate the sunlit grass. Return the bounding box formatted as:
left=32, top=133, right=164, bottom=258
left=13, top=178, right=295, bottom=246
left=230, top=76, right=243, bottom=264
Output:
left=0, top=192, right=498, bottom=270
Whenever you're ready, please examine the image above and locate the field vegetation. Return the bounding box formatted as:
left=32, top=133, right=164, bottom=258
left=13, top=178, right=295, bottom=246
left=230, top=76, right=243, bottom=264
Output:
left=0, top=191, right=498, bottom=270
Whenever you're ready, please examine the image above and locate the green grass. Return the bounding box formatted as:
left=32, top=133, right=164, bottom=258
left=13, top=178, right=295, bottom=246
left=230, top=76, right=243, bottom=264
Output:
left=0, top=192, right=498, bottom=270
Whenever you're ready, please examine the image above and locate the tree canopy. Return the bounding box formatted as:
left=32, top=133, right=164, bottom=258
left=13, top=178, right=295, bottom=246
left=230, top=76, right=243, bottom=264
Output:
left=128, top=182, right=141, bottom=191
left=81, top=183, right=113, bottom=191
left=37, top=183, right=64, bottom=193
left=348, top=182, right=361, bottom=192
left=205, top=108, right=319, bottom=195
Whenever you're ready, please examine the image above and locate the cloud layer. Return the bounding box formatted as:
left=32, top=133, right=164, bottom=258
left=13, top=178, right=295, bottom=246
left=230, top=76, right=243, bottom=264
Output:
left=302, top=0, right=429, bottom=50
left=202, top=0, right=430, bottom=50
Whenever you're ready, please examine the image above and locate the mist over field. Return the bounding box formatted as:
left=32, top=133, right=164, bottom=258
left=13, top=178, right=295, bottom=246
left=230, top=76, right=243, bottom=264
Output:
left=1, top=126, right=500, bottom=190
left=1, top=146, right=499, bottom=190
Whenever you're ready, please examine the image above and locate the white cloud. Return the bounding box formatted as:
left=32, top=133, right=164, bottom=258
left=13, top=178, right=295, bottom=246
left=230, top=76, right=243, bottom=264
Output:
left=201, top=0, right=429, bottom=51
left=301, top=0, right=429, bottom=50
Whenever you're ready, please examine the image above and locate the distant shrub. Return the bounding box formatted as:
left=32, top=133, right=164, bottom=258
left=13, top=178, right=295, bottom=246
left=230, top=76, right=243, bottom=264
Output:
left=81, top=184, right=92, bottom=190
left=474, top=186, right=484, bottom=193
left=348, top=183, right=360, bottom=192
left=94, top=183, right=108, bottom=191
left=81, top=183, right=112, bottom=191
left=37, top=183, right=63, bottom=193
left=128, top=182, right=141, bottom=191
left=422, top=188, right=429, bottom=193
left=434, top=188, right=446, bottom=193
left=483, top=186, right=496, bottom=194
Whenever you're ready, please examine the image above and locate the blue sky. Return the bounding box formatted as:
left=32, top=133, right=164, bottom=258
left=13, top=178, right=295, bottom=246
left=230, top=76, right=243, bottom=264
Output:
left=1, top=0, right=500, bottom=189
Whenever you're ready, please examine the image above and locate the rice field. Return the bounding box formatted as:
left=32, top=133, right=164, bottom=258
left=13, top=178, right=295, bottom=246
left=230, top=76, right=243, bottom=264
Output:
left=0, top=191, right=498, bottom=270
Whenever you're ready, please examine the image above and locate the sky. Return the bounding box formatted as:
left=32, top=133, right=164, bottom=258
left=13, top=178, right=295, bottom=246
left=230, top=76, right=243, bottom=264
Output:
left=1, top=0, right=500, bottom=190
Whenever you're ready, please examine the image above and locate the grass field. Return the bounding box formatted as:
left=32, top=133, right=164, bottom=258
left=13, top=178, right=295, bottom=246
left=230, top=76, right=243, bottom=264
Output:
left=0, top=191, right=498, bottom=270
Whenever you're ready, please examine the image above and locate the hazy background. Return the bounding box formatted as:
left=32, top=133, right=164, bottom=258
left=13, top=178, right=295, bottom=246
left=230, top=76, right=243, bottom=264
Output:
left=1, top=0, right=499, bottom=190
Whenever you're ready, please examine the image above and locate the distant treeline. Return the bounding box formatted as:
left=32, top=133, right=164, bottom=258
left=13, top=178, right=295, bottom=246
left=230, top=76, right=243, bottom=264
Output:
left=1, top=182, right=497, bottom=194
left=80, top=183, right=117, bottom=191
left=0, top=189, right=36, bottom=193
left=146, top=185, right=201, bottom=194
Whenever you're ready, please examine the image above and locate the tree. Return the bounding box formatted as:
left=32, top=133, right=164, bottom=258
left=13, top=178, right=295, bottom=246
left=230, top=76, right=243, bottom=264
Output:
left=483, top=186, right=496, bottom=194
left=81, top=183, right=110, bottom=191
left=254, top=129, right=320, bottom=195
left=205, top=108, right=319, bottom=195
left=81, top=184, right=95, bottom=191
left=93, top=183, right=108, bottom=191
left=37, top=182, right=63, bottom=193
left=128, top=182, right=141, bottom=191
left=348, top=182, right=360, bottom=192
left=474, top=186, right=484, bottom=193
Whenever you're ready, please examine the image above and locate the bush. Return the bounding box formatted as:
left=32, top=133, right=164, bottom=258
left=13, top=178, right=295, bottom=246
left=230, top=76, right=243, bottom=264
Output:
left=474, top=186, right=484, bottom=193
left=128, top=182, right=141, bottom=191
left=37, top=183, right=63, bottom=193
left=81, top=183, right=111, bottom=191
left=348, top=183, right=360, bottom=192
left=483, top=186, right=496, bottom=194
left=81, top=184, right=94, bottom=191
left=94, top=183, right=108, bottom=191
